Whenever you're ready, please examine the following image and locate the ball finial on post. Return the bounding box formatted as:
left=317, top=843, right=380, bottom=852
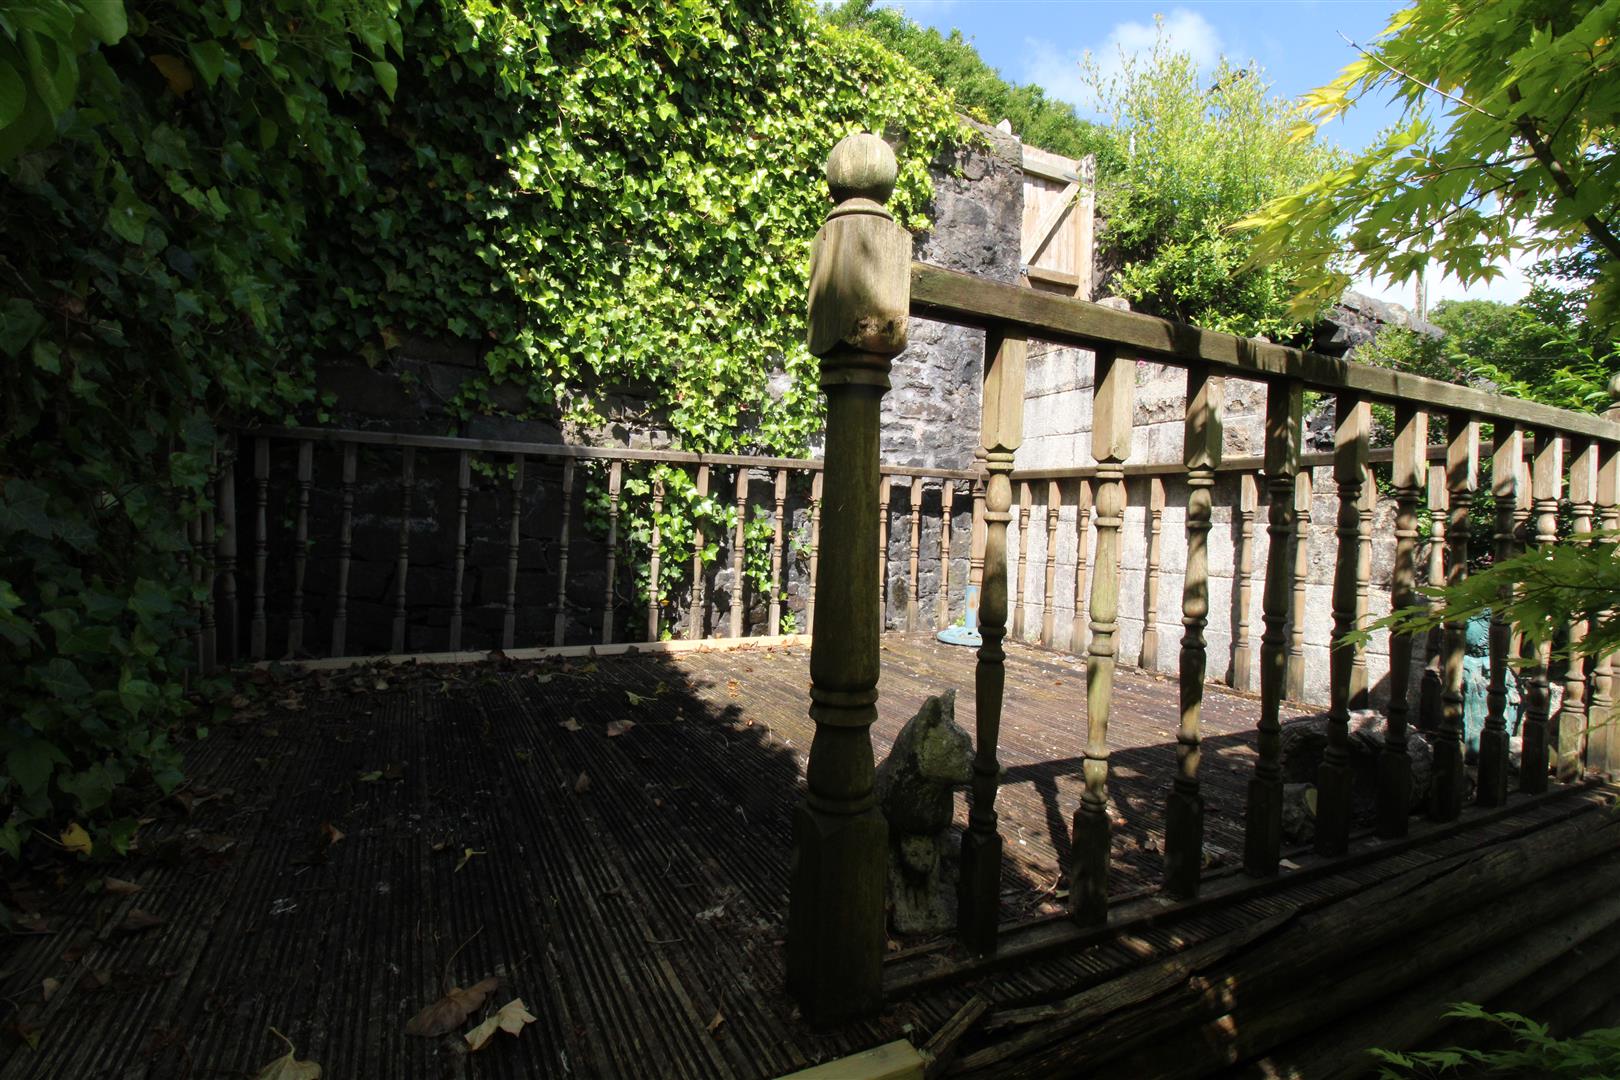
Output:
left=826, top=132, right=898, bottom=210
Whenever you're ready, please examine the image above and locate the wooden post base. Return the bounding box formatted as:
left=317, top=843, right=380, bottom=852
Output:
left=1163, top=787, right=1204, bottom=899
left=1476, top=728, right=1510, bottom=807
left=1069, top=802, right=1111, bottom=925
left=1244, top=776, right=1282, bottom=877
left=1314, top=760, right=1351, bottom=855
left=957, top=828, right=1002, bottom=956
left=785, top=800, right=887, bottom=1026
left=1374, top=751, right=1412, bottom=839
left=1428, top=735, right=1464, bottom=822
left=1521, top=722, right=1550, bottom=794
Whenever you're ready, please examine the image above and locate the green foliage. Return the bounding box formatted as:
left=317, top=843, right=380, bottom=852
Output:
left=1355, top=530, right=1620, bottom=664
left=0, top=0, right=129, bottom=163
left=1241, top=0, right=1620, bottom=330
left=1372, top=1003, right=1620, bottom=1077
left=1085, top=31, right=1340, bottom=339
left=823, top=0, right=1110, bottom=163
left=1, top=0, right=965, bottom=849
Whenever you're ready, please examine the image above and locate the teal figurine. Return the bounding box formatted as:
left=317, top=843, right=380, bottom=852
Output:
left=1462, top=609, right=1520, bottom=757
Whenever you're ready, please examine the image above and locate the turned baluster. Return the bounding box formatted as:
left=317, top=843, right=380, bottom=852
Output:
left=1590, top=440, right=1619, bottom=776
left=1478, top=424, right=1521, bottom=806
left=907, top=476, right=923, bottom=631
left=1431, top=414, right=1477, bottom=822
left=1318, top=394, right=1369, bottom=854
left=1286, top=469, right=1312, bottom=701
left=552, top=458, right=576, bottom=645
left=1012, top=481, right=1031, bottom=640
left=602, top=460, right=623, bottom=646
left=878, top=477, right=892, bottom=627
left=1419, top=463, right=1448, bottom=730
left=285, top=440, right=313, bottom=658
left=806, top=470, right=823, bottom=635
left=251, top=437, right=270, bottom=660
left=1521, top=432, right=1563, bottom=794
left=786, top=133, right=908, bottom=1021
left=331, top=442, right=357, bottom=658
left=1140, top=477, right=1165, bottom=669
left=647, top=476, right=665, bottom=641
left=216, top=446, right=240, bottom=663
left=1231, top=472, right=1258, bottom=692
left=1353, top=462, right=1375, bottom=708
left=731, top=467, right=748, bottom=639
left=1378, top=405, right=1427, bottom=836
left=970, top=455, right=987, bottom=595
left=1036, top=480, right=1058, bottom=647
left=449, top=450, right=471, bottom=653
left=1073, top=345, right=1133, bottom=924
left=960, top=326, right=1025, bottom=955
left=1556, top=439, right=1597, bottom=780
left=937, top=480, right=954, bottom=627
left=690, top=464, right=710, bottom=640
left=1165, top=369, right=1221, bottom=897
left=503, top=455, right=524, bottom=650
left=1244, top=379, right=1303, bottom=878
left=768, top=470, right=787, bottom=635
left=1071, top=479, right=1093, bottom=656
left=391, top=446, right=416, bottom=654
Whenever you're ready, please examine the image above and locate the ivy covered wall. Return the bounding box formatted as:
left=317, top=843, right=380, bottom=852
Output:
left=0, top=0, right=969, bottom=851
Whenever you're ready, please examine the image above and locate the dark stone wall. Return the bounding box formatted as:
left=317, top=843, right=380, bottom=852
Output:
left=242, top=121, right=1021, bottom=653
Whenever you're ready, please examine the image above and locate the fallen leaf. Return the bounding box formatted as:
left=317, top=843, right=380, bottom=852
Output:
left=321, top=823, right=345, bottom=847
left=404, top=977, right=503, bottom=1037
left=625, top=690, right=650, bottom=707
left=83, top=968, right=111, bottom=991
left=357, top=770, right=383, bottom=783
left=533, top=673, right=554, bottom=685
left=60, top=823, right=93, bottom=856
left=465, top=997, right=538, bottom=1051
left=8, top=1021, right=41, bottom=1050
left=41, top=977, right=59, bottom=1002
left=605, top=720, right=635, bottom=737
left=16, top=913, right=48, bottom=933
left=383, top=763, right=405, bottom=781
left=254, top=1027, right=321, bottom=1079
left=455, top=848, right=484, bottom=873
left=120, top=909, right=164, bottom=933
left=573, top=772, right=591, bottom=794
left=707, top=1009, right=725, bottom=1034
left=559, top=718, right=582, bottom=733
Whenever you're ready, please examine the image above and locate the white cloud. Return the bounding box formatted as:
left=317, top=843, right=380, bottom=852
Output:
left=1022, top=8, right=1224, bottom=115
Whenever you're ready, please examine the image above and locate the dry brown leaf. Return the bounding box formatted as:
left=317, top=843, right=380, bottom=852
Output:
left=573, top=772, right=592, bottom=794
left=120, top=909, right=164, bottom=933
left=41, top=977, right=59, bottom=1002
left=605, top=719, right=635, bottom=737
left=706, top=1009, right=725, bottom=1034
left=104, top=877, right=142, bottom=896
left=464, top=998, right=538, bottom=1051
left=404, top=976, right=503, bottom=1037
left=559, top=718, right=582, bottom=732
left=321, top=823, right=345, bottom=847
left=254, top=1028, right=321, bottom=1079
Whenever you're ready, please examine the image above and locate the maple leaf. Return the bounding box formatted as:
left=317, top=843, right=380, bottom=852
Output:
left=254, top=1028, right=321, bottom=1079
left=465, top=998, right=538, bottom=1051
left=404, top=977, right=503, bottom=1037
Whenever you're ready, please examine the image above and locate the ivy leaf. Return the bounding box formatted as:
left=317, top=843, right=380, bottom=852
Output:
left=39, top=658, right=92, bottom=701
left=0, top=60, right=25, bottom=129
left=77, top=1, right=129, bottom=45
left=0, top=298, right=44, bottom=358
left=108, top=182, right=152, bottom=245
left=189, top=41, right=226, bottom=89
left=7, top=740, right=65, bottom=796
left=149, top=54, right=194, bottom=96
left=371, top=60, right=397, bottom=100
left=19, top=29, right=76, bottom=117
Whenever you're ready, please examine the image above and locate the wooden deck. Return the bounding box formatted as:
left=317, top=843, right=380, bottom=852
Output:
left=2, top=634, right=1612, bottom=1078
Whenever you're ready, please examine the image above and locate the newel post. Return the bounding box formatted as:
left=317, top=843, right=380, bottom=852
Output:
left=786, top=133, right=909, bottom=1023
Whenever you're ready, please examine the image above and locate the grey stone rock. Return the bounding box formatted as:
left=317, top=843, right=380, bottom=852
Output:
left=1280, top=710, right=1434, bottom=815
left=876, top=690, right=973, bottom=934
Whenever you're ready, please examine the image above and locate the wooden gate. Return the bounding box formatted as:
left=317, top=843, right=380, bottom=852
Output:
left=1019, top=143, right=1095, bottom=299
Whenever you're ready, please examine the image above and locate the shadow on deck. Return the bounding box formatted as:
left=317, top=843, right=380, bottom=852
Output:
left=1, top=635, right=1614, bottom=1078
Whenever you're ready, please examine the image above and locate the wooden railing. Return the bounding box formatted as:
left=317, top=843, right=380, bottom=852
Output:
left=785, top=131, right=1620, bottom=1023
left=189, top=427, right=976, bottom=666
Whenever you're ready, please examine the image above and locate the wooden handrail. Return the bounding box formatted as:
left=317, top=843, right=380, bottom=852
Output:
left=912, top=262, right=1620, bottom=444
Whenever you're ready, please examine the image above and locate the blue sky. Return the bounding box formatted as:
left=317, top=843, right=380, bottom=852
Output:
left=882, top=0, right=1532, bottom=307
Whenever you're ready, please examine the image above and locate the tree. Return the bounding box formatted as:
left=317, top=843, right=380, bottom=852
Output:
left=824, top=0, right=1110, bottom=162
left=1085, top=33, right=1340, bottom=340
left=1240, top=0, right=1620, bottom=329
